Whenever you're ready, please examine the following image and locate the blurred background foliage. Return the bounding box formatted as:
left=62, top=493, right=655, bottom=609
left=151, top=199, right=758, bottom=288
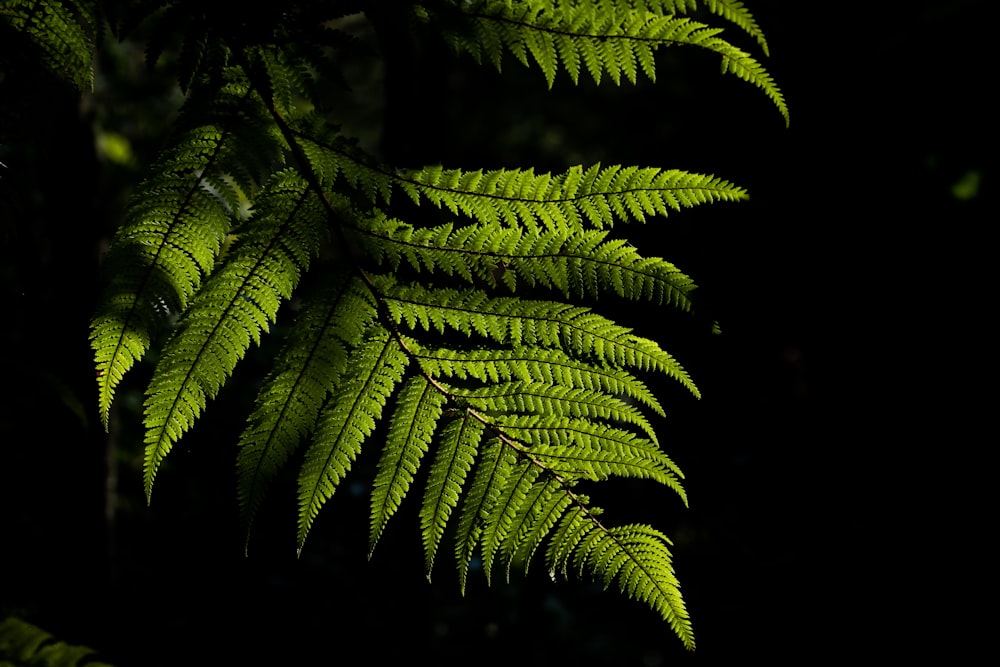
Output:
left=0, top=2, right=992, bottom=664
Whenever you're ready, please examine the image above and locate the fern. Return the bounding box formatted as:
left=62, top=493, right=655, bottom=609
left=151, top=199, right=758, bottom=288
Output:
left=0, top=0, right=97, bottom=91
left=0, top=617, right=114, bottom=667
left=3, top=0, right=789, bottom=652
left=423, top=0, right=787, bottom=123
left=298, top=328, right=411, bottom=551
left=642, top=1, right=771, bottom=55
left=360, top=214, right=700, bottom=303
left=238, top=272, right=378, bottom=539
left=371, top=375, right=448, bottom=554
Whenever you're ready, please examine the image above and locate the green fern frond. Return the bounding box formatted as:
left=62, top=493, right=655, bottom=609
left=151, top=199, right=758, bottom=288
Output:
left=538, top=499, right=694, bottom=651
left=239, top=273, right=378, bottom=543
left=91, top=122, right=236, bottom=431
left=254, top=46, right=302, bottom=118
left=292, top=128, right=394, bottom=203
left=142, top=170, right=325, bottom=500
left=421, top=409, right=486, bottom=578
left=716, top=40, right=787, bottom=124
left=0, top=616, right=114, bottom=667
left=454, top=437, right=515, bottom=591
left=71, top=0, right=791, bottom=648
left=395, top=163, right=747, bottom=231
left=90, top=72, right=285, bottom=429
left=370, top=374, right=448, bottom=555
left=498, top=229, right=697, bottom=307
left=479, top=458, right=543, bottom=584
left=546, top=500, right=598, bottom=580
left=410, top=343, right=666, bottom=417
left=1, top=0, right=97, bottom=90
left=495, top=414, right=686, bottom=502
left=294, top=133, right=747, bottom=232
left=455, top=381, right=659, bottom=445
left=568, top=523, right=694, bottom=650
left=642, top=0, right=769, bottom=55
left=297, top=329, right=410, bottom=552
left=247, top=43, right=328, bottom=120
left=503, top=474, right=574, bottom=577
left=427, top=0, right=786, bottom=123
left=358, top=216, right=697, bottom=307
left=380, top=283, right=700, bottom=398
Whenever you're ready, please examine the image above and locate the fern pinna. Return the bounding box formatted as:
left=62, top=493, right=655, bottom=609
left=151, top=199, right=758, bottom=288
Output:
left=4, top=0, right=787, bottom=650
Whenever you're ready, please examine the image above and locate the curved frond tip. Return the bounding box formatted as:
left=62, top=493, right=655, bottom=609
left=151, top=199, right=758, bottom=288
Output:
left=426, top=0, right=786, bottom=123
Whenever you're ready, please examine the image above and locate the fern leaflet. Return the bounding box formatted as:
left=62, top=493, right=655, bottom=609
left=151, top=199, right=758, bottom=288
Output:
left=370, top=375, right=448, bottom=554
left=357, top=215, right=698, bottom=307
left=421, top=409, right=486, bottom=578
left=238, top=273, right=378, bottom=543
left=454, top=437, right=515, bottom=591
left=379, top=282, right=700, bottom=398
left=297, top=329, right=410, bottom=552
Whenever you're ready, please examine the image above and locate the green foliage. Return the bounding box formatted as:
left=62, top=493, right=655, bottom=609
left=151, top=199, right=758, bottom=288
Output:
left=428, top=0, right=787, bottom=122
left=3, top=0, right=787, bottom=651
left=0, top=617, right=114, bottom=667
left=0, top=0, right=97, bottom=91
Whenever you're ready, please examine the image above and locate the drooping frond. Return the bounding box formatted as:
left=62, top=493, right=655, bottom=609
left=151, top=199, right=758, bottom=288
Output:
left=560, top=522, right=695, bottom=650
left=420, top=408, right=486, bottom=577
left=238, top=273, right=378, bottom=543
left=0, top=0, right=97, bottom=90
left=479, top=458, right=543, bottom=583
left=423, top=0, right=787, bottom=123
left=142, top=169, right=325, bottom=500
left=90, top=69, right=286, bottom=429
left=91, top=119, right=236, bottom=430
left=454, top=436, right=516, bottom=591
left=546, top=499, right=599, bottom=580
left=640, top=0, right=769, bottom=55
left=297, top=329, right=410, bottom=552
left=534, top=502, right=695, bottom=650
left=370, top=374, right=448, bottom=554
left=503, top=474, right=574, bottom=577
